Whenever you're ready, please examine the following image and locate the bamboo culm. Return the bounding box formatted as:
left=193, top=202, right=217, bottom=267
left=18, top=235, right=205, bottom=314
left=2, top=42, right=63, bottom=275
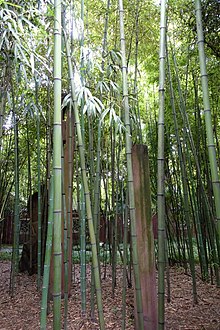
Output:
left=118, top=0, right=144, bottom=328
left=157, top=1, right=167, bottom=328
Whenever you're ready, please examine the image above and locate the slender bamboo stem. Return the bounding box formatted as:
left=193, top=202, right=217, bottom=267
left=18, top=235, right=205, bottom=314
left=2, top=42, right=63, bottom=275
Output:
left=40, top=177, right=54, bottom=330
left=10, top=114, right=20, bottom=297
left=157, top=1, right=167, bottom=328
left=26, top=120, right=33, bottom=273
left=118, top=1, right=144, bottom=328
left=53, top=0, right=62, bottom=328
left=35, top=79, right=42, bottom=290
left=64, top=33, right=105, bottom=330
left=167, top=51, right=198, bottom=303
left=194, top=0, right=220, bottom=249
left=10, top=75, right=20, bottom=297
left=121, top=189, right=128, bottom=330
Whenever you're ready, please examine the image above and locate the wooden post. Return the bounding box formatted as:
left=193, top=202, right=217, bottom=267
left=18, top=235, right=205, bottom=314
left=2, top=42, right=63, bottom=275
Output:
left=132, top=144, right=158, bottom=329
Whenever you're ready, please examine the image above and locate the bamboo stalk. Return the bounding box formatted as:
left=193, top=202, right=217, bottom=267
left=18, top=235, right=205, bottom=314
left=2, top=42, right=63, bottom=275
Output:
left=64, top=33, right=105, bottom=330
left=35, top=79, right=42, bottom=290
left=40, top=177, right=54, bottom=330
left=118, top=0, right=144, bottom=328
left=194, top=0, right=220, bottom=254
left=157, top=1, right=167, bottom=328
left=10, top=76, right=20, bottom=297
left=53, top=0, right=62, bottom=328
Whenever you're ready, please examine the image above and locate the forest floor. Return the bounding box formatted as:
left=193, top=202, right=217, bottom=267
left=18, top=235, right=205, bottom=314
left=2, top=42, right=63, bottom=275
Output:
left=0, top=261, right=219, bottom=329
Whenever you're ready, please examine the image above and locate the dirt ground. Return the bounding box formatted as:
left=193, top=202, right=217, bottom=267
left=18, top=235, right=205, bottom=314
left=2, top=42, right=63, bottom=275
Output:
left=0, top=261, right=219, bottom=329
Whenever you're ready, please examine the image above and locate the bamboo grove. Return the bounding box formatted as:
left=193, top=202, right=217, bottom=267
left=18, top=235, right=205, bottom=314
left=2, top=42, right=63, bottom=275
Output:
left=0, top=0, right=219, bottom=329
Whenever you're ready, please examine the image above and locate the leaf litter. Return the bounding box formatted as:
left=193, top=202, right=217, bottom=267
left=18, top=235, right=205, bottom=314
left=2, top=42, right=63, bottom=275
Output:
left=0, top=261, right=219, bottom=329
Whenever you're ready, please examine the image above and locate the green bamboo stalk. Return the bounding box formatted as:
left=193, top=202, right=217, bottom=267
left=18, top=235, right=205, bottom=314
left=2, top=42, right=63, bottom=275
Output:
left=61, top=142, right=68, bottom=329
left=40, top=177, right=54, bottom=330
left=91, top=0, right=111, bottom=315
left=170, top=44, right=219, bottom=284
left=79, top=0, right=87, bottom=317
left=90, top=120, right=102, bottom=320
left=35, top=79, right=42, bottom=290
left=26, top=120, right=33, bottom=273
left=64, top=101, right=74, bottom=329
left=61, top=9, right=70, bottom=329
left=53, top=0, right=62, bottom=328
left=111, top=126, right=116, bottom=295
left=118, top=1, right=143, bottom=328
left=167, top=149, right=186, bottom=268
left=9, top=73, right=20, bottom=296
left=80, top=185, right=86, bottom=316
left=10, top=113, right=20, bottom=297
left=93, top=121, right=102, bottom=243
left=157, top=1, right=167, bottom=328
left=167, top=51, right=198, bottom=303
left=64, top=33, right=105, bottom=330
left=0, top=91, right=5, bottom=154
left=192, top=74, right=209, bottom=279
left=133, top=0, right=142, bottom=143
left=194, top=0, right=220, bottom=248
left=93, top=0, right=111, bottom=237
left=181, top=142, right=198, bottom=303
left=121, top=189, right=128, bottom=330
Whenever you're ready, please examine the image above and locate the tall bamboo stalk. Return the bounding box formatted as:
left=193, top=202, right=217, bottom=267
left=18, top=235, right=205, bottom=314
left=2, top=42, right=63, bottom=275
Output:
left=10, top=113, right=20, bottom=297
left=170, top=43, right=219, bottom=284
left=26, top=120, right=33, bottom=273
left=194, top=0, right=220, bottom=245
left=133, top=0, right=142, bottom=143
left=118, top=0, right=143, bottom=329
left=35, top=79, right=42, bottom=290
left=10, top=74, right=20, bottom=297
left=53, top=0, right=62, bottom=328
left=0, top=90, right=5, bottom=154
left=40, top=177, right=54, bottom=330
left=79, top=0, right=87, bottom=316
left=64, top=101, right=74, bottom=329
left=64, top=33, right=105, bottom=330
left=157, top=1, right=167, bottom=328
left=121, top=189, right=129, bottom=330
left=61, top=142, right=68, bottom=329
left=167, top=50, right=198, bottom=303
